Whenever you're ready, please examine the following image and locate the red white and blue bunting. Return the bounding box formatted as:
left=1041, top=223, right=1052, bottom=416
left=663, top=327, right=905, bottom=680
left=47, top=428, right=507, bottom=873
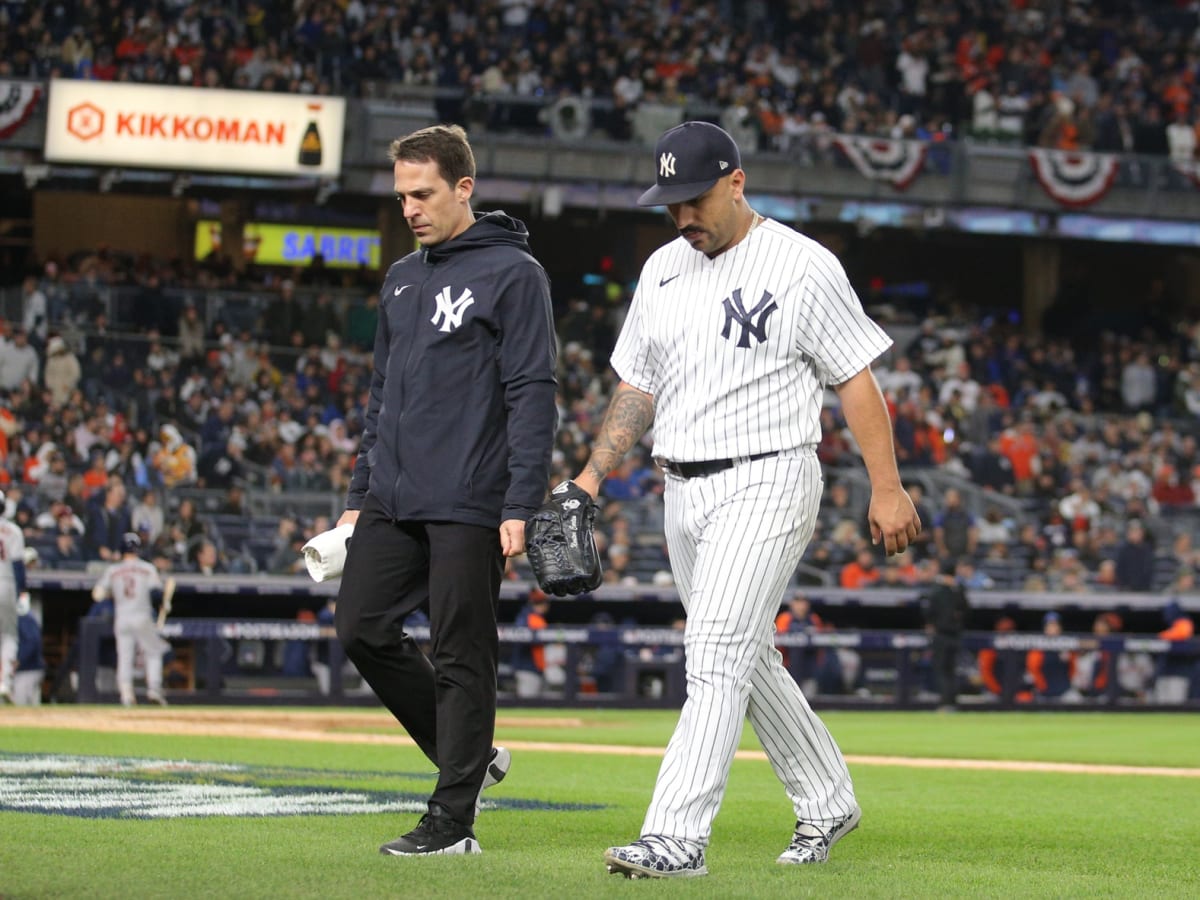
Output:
left=0, top=81, right=41, bottom=140
left=833, top=136, right=928, bottom=190
left=1028, top=148, right=1119, bottom=208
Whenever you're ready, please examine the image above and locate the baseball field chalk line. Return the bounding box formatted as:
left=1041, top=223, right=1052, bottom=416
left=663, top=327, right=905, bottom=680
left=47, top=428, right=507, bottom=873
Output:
left=3, top=708, right=1198, bottom=779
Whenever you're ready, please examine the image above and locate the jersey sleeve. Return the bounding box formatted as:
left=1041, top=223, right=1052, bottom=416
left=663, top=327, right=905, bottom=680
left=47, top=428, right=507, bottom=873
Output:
left=795, top=244, right=892, bottom=386
left=609, top=283, right=656, bottom=394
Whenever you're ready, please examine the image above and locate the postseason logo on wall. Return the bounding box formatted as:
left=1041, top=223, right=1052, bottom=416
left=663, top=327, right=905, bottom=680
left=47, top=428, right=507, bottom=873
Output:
left=43, top=80, right=345, bottom=178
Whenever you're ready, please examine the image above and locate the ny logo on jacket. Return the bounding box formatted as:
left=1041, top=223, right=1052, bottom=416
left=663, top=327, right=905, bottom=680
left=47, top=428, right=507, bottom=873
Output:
left=431, top=285, right=476, bottom=333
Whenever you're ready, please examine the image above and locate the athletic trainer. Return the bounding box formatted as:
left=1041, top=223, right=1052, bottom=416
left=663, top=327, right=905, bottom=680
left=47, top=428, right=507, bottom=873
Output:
left=334, top=125, right=558, bottom=857
left=570, top=121, right=920, bottom=877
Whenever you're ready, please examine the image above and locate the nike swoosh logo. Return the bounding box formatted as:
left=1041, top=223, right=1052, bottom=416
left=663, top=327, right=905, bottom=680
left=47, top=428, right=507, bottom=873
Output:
left=394, top=284, right=412, bottom=297
left=659, top=274, right=680, bottom=287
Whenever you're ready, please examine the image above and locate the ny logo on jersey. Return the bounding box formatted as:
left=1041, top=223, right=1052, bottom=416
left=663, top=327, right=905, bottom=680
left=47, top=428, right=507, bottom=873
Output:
left=431, top=286, right=476, bottom=333
left=721, top=288, right=777, bottom=348
left=659, top=152, right=676, bottom=178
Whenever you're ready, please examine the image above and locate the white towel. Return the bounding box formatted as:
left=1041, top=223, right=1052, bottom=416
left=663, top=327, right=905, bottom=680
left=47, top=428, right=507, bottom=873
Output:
left=302, top=524, right=355, bottom=583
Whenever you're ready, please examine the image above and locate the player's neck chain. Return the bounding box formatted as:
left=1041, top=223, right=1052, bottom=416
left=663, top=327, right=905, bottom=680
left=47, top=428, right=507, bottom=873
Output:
left=743, top=209, right=763, bottom=244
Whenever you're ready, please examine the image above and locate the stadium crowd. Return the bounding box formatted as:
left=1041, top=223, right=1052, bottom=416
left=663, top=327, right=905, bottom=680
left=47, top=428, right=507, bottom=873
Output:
left=3, top=243, right=1200, bottom=614
left=3, top=1, right=1200, bottom=156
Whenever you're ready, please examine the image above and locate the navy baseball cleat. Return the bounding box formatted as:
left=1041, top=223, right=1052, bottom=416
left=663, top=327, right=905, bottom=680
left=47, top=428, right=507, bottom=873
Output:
left=776, top=805, right=862, bottom=864
left=474, top=746, right=511, bottom=820
left=380, top=807, right=480, bottom=857
left=604, top=835, right=708, bottom=879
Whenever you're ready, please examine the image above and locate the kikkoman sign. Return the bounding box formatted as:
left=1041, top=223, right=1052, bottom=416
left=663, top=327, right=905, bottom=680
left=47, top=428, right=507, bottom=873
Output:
left=44, top=80, right=344, bottom=178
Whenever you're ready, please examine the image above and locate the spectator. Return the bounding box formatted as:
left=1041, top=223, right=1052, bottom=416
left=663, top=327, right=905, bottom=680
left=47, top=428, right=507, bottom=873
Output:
left=1059, top=479, right=1101, bottom=534
left=511, top=589, right=551, bottom=698
left=840, top=546, right=882, bottom=589
left=1026, top=612, right=1079, bottom=702
left=189, top=538, right=228, bottom=576
left=177, top=303, right=206, bottom=369
left=1151, top=464, right=1194, bottom=509
left=346, top=293, right=379, bottom=352
left=84, top=480, right=131, bottom=562
left=130, top=489, right=165, bottom=545
left=12, top=589, right=44, bottom=705
left=0, top=327, right=39, bottom=393
left=263, top=279, right=303, bottom=354
left=20, top=276, right=49, bottom=347
left=1153, top=600, right=1196, bottom=704
left=161, top=498, right=206, bottom=564
left=1071, top=612, right=1129, bottom=700
left=775, top=594, right=845, bottom=697
left=975, top=506, right=1013, bottom=547
left=152, top=424, right=198, bottom=488
left=902, top=482, right=935, bottom=558
left=302, top=292, right=343, bottom=348
left=933, top=487, right=978, bottom=562
left=42, top=335, right=81, bottom=409
left=1114, top=519, right=1155, bottom=591
left=978, top=616, right=1030, bottom=703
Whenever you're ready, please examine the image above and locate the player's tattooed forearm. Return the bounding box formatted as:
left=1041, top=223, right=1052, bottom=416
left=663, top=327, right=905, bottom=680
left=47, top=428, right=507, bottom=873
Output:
left=587, top=386, right=655, bottom=481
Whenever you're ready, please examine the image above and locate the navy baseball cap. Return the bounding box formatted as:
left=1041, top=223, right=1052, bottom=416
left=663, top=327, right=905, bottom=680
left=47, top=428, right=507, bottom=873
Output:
left=637, top=121, right=742, bottom=207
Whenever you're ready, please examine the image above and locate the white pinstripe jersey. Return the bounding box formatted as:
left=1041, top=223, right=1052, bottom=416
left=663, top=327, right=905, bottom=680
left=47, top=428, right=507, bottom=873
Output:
left=94, top=558, right=162, bottom=623
left=0, top=518, right=25, bottom=581
left=610, top=218, right=892, bottom=462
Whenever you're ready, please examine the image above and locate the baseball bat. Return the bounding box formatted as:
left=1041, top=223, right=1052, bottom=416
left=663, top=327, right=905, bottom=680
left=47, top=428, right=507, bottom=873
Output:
left=157, top=577, right=176, bottom=629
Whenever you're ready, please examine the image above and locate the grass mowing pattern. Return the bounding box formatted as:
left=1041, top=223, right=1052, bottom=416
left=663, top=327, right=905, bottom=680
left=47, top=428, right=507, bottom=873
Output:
left=1, top=710, right=1198, bottom=898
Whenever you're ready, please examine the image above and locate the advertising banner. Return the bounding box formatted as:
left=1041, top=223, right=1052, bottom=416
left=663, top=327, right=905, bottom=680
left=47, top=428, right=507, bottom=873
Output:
left=45, top=80, right=344, bottom=177
left=196, top=220, right=381, bottom=269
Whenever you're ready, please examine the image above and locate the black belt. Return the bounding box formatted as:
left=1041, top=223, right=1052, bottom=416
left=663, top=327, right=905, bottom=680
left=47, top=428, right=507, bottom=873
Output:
left=656, top=451, right=779, bottom=479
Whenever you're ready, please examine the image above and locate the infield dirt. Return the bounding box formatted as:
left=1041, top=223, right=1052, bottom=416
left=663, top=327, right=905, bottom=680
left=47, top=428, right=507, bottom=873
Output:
left=3, top=706, right=1198, bottom=778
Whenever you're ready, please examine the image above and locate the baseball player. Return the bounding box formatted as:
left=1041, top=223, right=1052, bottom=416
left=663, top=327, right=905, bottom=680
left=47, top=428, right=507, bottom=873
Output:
left=91, top=533, right=170, bottom=706
left=0, top=490, right=29, bottom=704
left=569, top=122, right=920, bottom=878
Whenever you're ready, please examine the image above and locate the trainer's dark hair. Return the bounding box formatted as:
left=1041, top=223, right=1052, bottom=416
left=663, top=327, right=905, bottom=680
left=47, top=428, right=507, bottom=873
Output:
left=388, top=124, right=476, bottom=187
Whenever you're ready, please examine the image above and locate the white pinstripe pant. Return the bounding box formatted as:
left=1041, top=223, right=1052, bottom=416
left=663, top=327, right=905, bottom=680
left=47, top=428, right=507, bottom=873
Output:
left=641, top=448, right=857, bottom=847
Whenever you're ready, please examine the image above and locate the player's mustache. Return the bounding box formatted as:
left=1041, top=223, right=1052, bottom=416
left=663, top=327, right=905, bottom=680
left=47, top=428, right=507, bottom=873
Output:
left=679, top=227, right=702, bottom=237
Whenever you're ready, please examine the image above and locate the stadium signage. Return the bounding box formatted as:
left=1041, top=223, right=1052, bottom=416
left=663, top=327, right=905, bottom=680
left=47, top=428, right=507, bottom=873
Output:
left=196, top=220, right=381, bottom=269
left=44, top=80, right=345, bottom=177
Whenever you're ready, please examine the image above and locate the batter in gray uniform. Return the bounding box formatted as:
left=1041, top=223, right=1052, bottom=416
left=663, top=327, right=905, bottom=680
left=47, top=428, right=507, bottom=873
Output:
left=92, top=533, right=169, bottom=707
left=570, top=122, right=920, bottom=878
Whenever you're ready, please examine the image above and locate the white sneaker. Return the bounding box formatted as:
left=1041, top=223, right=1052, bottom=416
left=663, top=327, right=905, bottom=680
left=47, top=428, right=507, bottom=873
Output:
left=777, top=806, right=861, bottom=864
left=147, top=692, right=168, bottom=707
left=604, top=835, right=708, bottom=879
left=120, top=692, right=136, bottom=708
left=474, top=747, right=510, bottom=820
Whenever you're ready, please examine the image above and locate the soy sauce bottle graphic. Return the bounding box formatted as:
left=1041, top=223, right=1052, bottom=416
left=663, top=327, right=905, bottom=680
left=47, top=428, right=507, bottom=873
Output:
left=299, top=108, right=322, bottom=166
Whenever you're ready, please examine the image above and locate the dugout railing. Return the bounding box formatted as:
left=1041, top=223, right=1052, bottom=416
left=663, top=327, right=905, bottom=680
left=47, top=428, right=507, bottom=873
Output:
left=70, top=616, right=1200, bottom=711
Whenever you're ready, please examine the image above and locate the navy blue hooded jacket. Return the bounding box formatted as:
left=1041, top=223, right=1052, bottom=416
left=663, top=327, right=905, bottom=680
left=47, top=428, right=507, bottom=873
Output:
left=347, top=211, right=557, bottom=527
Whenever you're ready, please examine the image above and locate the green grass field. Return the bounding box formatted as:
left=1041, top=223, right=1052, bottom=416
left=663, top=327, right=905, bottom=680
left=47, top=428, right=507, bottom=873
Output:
left=2, top=709, right=1199, bottom=899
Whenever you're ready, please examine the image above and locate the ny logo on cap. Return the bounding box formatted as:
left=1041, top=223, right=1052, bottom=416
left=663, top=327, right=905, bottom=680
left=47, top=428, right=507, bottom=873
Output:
left=659, top=152, right=676, bottom=178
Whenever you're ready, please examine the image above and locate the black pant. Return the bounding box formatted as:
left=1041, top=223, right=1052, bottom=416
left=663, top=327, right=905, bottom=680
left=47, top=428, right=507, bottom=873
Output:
left=335, top=493, right=504, bottom=825
left=931, top=633, right=960, bottom=707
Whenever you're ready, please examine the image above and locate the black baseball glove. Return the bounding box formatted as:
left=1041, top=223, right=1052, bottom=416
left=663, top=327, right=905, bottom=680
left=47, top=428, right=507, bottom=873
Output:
left=525, top=480, right=603, bottom=596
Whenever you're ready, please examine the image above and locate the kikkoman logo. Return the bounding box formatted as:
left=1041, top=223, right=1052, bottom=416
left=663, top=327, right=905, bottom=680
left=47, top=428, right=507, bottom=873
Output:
left=0, top=753, right=600, bottom=819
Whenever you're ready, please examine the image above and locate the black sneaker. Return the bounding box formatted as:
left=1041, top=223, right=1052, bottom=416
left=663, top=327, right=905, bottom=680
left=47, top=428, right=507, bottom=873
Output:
left=380, top=808, right=481, bottom=857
